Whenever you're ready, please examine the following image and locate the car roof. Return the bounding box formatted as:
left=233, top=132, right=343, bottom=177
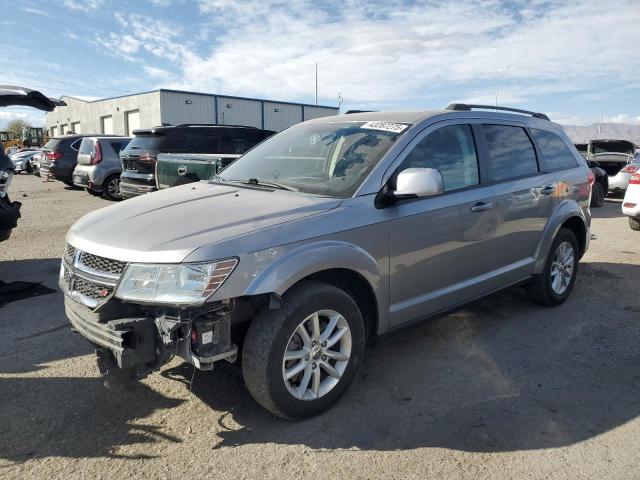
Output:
left=132, top=124, right=273, bottom=135
left=303, top=109, right=558, bottom=127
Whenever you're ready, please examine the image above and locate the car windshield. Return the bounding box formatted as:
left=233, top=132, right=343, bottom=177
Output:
left=218, top=121, right=408, bottom=197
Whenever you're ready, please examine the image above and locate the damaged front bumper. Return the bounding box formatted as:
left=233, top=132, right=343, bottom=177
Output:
left=64, top=296, right=238, bottom=379
left=60, top=246, right=238, bottom=379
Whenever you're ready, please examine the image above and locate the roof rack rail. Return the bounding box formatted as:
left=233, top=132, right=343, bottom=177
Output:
left=344, top=110, right=377, bottom=114
left=174, top=123, right=259, bottom=129
left=445, top=103, right=550, bottom=121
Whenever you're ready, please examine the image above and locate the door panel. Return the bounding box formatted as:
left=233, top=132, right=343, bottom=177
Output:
left=389, top=187, right=501, bottom=326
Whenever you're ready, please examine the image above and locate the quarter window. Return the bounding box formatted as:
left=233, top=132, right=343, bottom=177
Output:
left=400, top=124, right=479, bottom=191
left=530, top=129, right=578, bottom=170
left=483, top=125, right=538, bottom=181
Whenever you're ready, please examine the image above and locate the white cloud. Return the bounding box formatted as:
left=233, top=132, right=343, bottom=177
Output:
left=62, top=0, right=103, bottom=12
left=22, top=7, right=49, bottom=16
left=99, top=0, right=640, bottom=109
left=143, top=65, right=171, bottom=78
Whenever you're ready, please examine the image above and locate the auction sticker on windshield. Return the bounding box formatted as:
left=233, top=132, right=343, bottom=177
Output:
left=361, top=121, right=410, bottom=134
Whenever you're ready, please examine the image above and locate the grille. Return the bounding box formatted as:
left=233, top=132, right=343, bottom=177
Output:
left=78, top=252, right=126, bottom=275
left=74, top=276, right=113, bottom=300
left=64, top=244, right=77, bottom=264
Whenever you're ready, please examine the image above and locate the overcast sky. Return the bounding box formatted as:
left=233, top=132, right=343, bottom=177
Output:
left=3, top=0, right=640, bottom=128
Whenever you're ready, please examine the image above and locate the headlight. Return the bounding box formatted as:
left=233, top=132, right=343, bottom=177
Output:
left=115, top=258, right=238, bottom=305
left=0, top=171, right=14, bottom=198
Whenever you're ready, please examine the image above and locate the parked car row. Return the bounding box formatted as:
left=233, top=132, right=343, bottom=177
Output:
left=33, top=124, right=274, bottom=202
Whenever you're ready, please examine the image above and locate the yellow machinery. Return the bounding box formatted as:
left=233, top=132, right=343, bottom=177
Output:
left=1, top=127, right=45, bottom=151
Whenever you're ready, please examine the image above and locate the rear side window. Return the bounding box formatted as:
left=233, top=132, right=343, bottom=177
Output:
left=530, top=129, right=577, bottom=170
left=79, top=138, right=95, bottom=155
left=70, top=139, right=82, bottom=151
left=483, top=125, right=538, bottom=181
left=123, top=135, right=163, bottom=153
left=222, top=130, right=271, bottom=155
left=43, top=138, right=64, bottom=151
left=400, top=124, right=479, bottom=191
left=108, top=140, right=128, bottom=154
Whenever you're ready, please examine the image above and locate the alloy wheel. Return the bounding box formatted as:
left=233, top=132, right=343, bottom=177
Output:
left=550, top=241, right=575, bottom=294
left=282, top=309, right=352, bottom=401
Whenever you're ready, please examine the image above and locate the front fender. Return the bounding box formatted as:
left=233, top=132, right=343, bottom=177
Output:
left=533, top=200, right=589, bottom=274
left=245, top=240, right=383, bottom=297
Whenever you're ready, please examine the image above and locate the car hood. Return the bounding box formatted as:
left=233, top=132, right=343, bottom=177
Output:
left=67, top=182, right=342, bottom=263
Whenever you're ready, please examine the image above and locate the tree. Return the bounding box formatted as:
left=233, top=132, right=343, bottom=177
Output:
left=6, top=119, right=32, bottom=138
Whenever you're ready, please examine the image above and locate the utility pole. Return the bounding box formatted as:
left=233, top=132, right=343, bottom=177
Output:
left=597, top=110, right=603, bottom=139
left=338, top=92, right=344, bottom=114
left=315, top=62, right=318, bottom=105
left=495, top=86, right=499, bottom=108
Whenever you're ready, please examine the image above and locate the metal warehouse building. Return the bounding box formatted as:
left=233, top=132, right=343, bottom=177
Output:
left=45, top=89, right=339, bottom=137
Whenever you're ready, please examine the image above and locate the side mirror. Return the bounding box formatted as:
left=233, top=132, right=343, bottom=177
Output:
left=375, top=167, right=444, bottom=208
left=395, top=167, right=444, bottom=198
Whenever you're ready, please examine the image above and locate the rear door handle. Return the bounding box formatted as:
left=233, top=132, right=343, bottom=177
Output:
left=471, top=201, right=494, bottom=212
left=539, top=185, right=556, bottom=195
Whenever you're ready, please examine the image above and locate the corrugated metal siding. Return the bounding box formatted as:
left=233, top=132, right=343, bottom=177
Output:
left=160, top=92, right=216, bottom=126
left=216, top=97, right=262, bottom=127
left=303, top=105, right=339, bottom=121
left=263, top=102, right=303, bottom=132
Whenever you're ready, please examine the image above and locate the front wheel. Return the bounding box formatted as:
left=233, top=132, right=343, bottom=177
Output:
left=528, top=228, right=579, bottom=306
left=242, top=281, right=365, bottom=419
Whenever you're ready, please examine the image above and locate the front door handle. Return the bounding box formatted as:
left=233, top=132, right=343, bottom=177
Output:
left=539, top=185, right=556, bottom=195
left=471, top=201, right=494, bottom=212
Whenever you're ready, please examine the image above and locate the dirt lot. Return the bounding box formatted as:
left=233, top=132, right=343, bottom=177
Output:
left=1, top=174, right=639, bottom=479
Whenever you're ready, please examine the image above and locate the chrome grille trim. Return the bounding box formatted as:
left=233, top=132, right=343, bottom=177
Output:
left=78, top=251, right=126, bottom=276
left=62, top=244, right=126, bottom=310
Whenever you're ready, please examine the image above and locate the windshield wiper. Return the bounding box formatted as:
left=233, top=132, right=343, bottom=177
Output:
left=227, top=178, right=298, bottom=191
left=209, top=173, right=226, bottom=183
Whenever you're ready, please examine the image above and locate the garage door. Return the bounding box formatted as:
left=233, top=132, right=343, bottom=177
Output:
left=72, top=122, right=81, bottom=134
left=101, top=116, right=113, bottom=134
left=60, top=124, right=68, bottom=134
left=126, top=110, right=140, bottom=136
left=50, top=126, right=58, bottom=137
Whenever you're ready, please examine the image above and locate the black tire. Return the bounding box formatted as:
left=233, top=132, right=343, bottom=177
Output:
left=62, top=179, right=77, bottom=188
left=25, top=161, right=33, bottom=174
left=102, top=175, right=122, bottom=201
left=629, top=217, right=640, bottom=231
left=242, top=280, right=366, bottom=419
left=528, top=228, right=579, bottom=306
left=85, top=187, right=102, bottom=197
left=590, top=182, right=605, bottom=208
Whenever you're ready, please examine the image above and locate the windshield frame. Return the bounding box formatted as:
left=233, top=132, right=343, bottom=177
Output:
left=217, top=120, right=411, bottom=198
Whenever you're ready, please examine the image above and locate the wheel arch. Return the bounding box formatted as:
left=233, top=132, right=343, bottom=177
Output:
left=242, top=241, right=386, bottom=340
left=534, top=201, right=589, bottom=274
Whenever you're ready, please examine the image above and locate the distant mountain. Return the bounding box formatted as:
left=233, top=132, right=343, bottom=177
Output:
left=562, top=123, right=640, bottom=146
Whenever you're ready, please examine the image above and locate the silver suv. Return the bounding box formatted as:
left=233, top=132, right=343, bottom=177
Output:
left=72, top=136, right=131, bottom=200
left=61, top=105, right=591, bottom=419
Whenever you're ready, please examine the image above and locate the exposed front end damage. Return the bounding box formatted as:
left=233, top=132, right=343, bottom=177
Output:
left=60, top=244, right=238, bottom=380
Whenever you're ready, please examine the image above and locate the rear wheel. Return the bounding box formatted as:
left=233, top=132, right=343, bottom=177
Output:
left=629, top=217, right=640, bottom=231
left=590, top=182, right=605, bottom=208
left=528, top=228, right=579, bottom=306
left=242, top=281, right=365, bottom=419
left=102, top=175, right=122, bottom=201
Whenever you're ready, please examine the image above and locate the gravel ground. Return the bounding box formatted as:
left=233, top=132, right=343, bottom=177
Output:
left=1, top=174, right=639, bottom=479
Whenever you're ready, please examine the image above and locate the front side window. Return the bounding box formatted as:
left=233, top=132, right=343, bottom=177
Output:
left=483, top=125, right=538, bottom=182
left=530, top=129, right=578, bottom=170
left=399, top=124, right=479, bottom=191
left=219, top=121, right=408, bottom=197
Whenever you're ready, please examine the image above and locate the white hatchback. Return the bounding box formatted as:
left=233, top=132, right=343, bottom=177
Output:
left=622, top=173, right=640, bottom=231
